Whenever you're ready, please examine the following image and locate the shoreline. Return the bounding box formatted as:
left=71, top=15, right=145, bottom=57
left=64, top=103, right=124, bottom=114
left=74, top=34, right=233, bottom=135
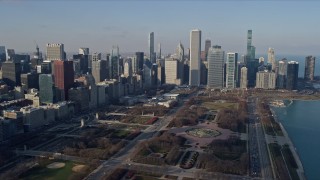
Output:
left=271, top=108, right=306, bottom=180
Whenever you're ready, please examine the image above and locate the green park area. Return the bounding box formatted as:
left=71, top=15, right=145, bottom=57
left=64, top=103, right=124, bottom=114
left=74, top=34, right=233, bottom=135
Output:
left=19, top=160, right=90, bottom=180
left=202, top=101, right=238, bottom=110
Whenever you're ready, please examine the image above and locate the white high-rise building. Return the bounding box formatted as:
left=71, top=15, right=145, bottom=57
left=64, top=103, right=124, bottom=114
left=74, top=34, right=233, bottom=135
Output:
left=256, top=71, right=276, bottom=89
left=189, top=29, right=201, bottom=86
left=226, top=53, right=238, bottom=89
left=259, top=57, right=265, bottom=64
left=165, top=58, right=181, bottom=85
left=175, top=42, right=184, bottom=62
left=124, top=59, right=132, bottom=78
left=5, top=49, right=15, bottom=61
left=149, top=32, right=155, bottom=62
left=240, top=67, right=248, bottom=89
left=46, top=43, right=64, bottom=61
left=268, top=48, right=275, bottom=71
left=79, top=48, right=89, bottom=55
left=207, top=45, right=224, bottom=88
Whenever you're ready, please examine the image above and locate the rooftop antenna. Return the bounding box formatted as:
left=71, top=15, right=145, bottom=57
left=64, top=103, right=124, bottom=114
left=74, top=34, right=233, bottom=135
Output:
left=33, top=40, right=40, bottom=57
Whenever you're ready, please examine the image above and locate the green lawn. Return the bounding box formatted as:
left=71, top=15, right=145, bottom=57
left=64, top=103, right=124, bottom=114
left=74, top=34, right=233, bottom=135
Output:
left=20, top=161, right=81, bottom=180
left=112, top=129, right=131, bottom=138
left=202, top=102, right=238, bottom=110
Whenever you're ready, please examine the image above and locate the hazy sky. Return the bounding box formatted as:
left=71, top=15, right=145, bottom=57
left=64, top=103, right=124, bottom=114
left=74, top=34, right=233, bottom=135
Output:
left=1, top=0, right=320, bottom=56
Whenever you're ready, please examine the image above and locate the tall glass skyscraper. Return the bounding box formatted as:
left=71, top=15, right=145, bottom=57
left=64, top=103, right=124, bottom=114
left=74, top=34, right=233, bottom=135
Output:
left=226, top=53, right=238, bottom=89
left=207, top=45, right=224, bottom=88
left=245, top=30, right=258, bottom=87
left=204, top=39, right=211, bottom=60
left=277, top=60, right=287, bottom=89
left=268, top=48, right=276, bottom=71
left=189, top=29, right=201, bottom=86
left=286, top=61, right=299, bottom=90
left=149, top=32, right=155, bottom=63
left=39, top=74, right=55, bottom=104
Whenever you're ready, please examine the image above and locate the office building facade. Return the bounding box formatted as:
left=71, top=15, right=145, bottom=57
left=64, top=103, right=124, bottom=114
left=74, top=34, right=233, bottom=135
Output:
left=240, top=67, right=248, bottom=89
left=207, top=45, right=224, bottom=88
left=304, top=56, right=315, bottom=81
left=286, top=61, right=299, bottom=90
left=189, top=29, right=201, bottom=86
left=256, top=71, right=276, bottom=89
left=39, top=74, right=56, bottom=104
left=226, top=53, right=238, bottom=89
left=46, top=43, right=65, bottom=61
left=53, top=60, right=74, bottom=100
left=1, top=62, right=21, bottom=88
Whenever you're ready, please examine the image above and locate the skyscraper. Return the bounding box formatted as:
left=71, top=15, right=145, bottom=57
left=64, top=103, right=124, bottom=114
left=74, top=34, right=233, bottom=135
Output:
left=286, top=61, right=299, bottom=90
left=158, top=43, right=161, bottom=59
left=189, top=29, right=201, bottom=86
left=207, top=45, right=224, bottom=88
left=240, top=67, right=248, bottom=89
left=268, top=48, right=276, bottom=71
left=1, top=61, right=21, bottom=88
left=110, top=46, right=120, bottom=79
left=46, top=43, right=65, bottom=61
left=39, top=74, right=56, bottom=104
left=6, top=49, right=15, bottom=62
left=246, top=30, right=252, bottom=57
left=256, top=71, right=276, bottom=89
left=277, top=60, right=287, bottom=89
left=165, top=58, right=181, bottom=85
left=304, top=56, right=315, bottom=81
left=54, top=60, right=74, bottom=100
left=135, top=52, right=144, bottom=73
left=175, top=42, right=185, bottom=83
left=245, top=30, right=258, bottom=87
left=204, top=39, right=211, bottom=60
left=124, top=59, right=132, bottom=78
left=226, top=53, right=238, bottom=89
left=92, top=59, right=107, bottom=82
left=0, top=46, right=6, bottom=61
left=79, top=48, right=89, bottom=55
left=149, top=32, right=155, bottom=62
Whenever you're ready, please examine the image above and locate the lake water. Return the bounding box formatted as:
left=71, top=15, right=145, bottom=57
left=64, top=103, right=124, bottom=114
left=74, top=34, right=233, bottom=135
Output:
left=272, top=100, right=320, bottom=180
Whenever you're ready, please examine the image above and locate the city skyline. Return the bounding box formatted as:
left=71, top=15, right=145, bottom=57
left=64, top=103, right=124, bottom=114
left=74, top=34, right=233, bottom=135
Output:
left=1, top=1, right=320, bottom=55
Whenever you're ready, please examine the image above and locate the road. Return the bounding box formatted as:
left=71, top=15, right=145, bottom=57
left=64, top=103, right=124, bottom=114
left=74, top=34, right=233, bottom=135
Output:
left=248, top=96, right=273, bottom=180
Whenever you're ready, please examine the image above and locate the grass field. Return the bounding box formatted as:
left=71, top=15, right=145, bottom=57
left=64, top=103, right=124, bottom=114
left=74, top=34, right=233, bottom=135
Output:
left=112, top=129, right=131, bottom=138
left=123, top=116, right=151, bottom=124
left=202, top=102, right=238, bottom=110
left=20, top=161, right=88, bottom=180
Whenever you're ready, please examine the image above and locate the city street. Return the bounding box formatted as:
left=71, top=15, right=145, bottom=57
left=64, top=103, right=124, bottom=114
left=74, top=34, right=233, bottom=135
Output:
left=248, top=97, right=273, bottom=180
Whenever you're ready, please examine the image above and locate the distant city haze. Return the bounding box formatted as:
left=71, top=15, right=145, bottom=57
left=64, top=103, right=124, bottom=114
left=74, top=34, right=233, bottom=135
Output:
left=1, top=1, right=320, bottom=55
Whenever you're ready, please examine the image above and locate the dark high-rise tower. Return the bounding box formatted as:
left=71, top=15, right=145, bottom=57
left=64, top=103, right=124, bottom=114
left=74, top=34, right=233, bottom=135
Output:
left=1, top=62, right=21, bottom=88
left=54, top=60, right=74, bottom=100
left=204, top=39, right=211, bottom=61
left=286, top=61, right=299, bottom=90
left=149, top=32, right=155, bottom=63
left=245, top=30, right=258, bottom=87
left=135, top=52, right=144, bottom=73
left=304, top=56, right=315, bottom=81
left=39, top=74, right=56, bottom=104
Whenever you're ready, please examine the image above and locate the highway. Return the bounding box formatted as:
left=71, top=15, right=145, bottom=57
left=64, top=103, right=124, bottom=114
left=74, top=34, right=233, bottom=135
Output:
left=248, top=97, right=273, bottom=180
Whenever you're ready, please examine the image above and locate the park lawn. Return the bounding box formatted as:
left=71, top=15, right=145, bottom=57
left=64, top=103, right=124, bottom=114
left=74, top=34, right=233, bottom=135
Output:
left=20, top=161, right=75, bottom=180
left=130, top=116, right=151, bottom=124
left=202, top=102, right=238, bottom=110
left=112, top=129, right=131, bottom=139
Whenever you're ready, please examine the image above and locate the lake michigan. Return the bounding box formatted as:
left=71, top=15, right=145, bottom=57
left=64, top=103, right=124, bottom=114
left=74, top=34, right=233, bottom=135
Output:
left=272, top=100, right=320, bottom=180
